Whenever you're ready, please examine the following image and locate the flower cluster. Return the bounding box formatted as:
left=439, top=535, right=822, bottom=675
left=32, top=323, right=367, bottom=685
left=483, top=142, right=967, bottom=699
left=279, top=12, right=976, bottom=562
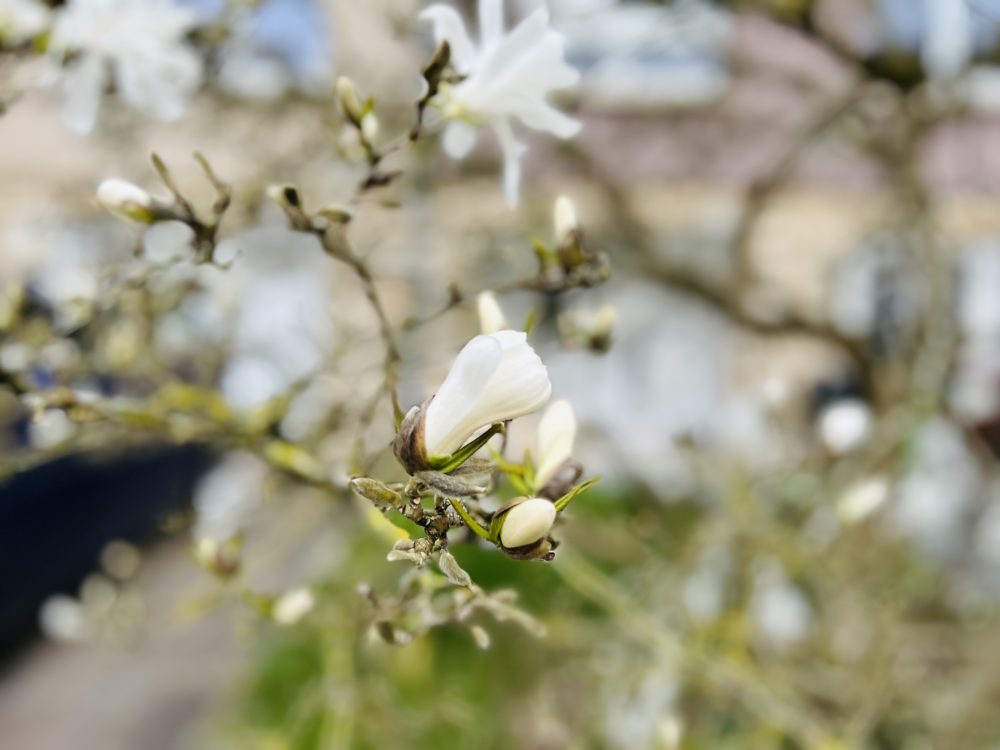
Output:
left=353, top=329, right=594, bottom=564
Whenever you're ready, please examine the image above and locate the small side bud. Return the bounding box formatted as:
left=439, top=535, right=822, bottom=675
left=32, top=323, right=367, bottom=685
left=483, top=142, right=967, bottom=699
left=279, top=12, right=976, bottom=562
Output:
left=589, top=304, right=616, bottom=352
left=336, top=76, right=366, bottom=126
left=350, top=477, right=404, bottom=511
left=272, top=587, right=315, bottom=625
left=266, top=184, right=311, bottom=230
left=476, top=291, right=507, bottom=334
left=554, top=195, right=578, bottom=245
left=360, top=112, right=379, bottom=146
left=498, top=497, right=556, bottom=549
left=193, top=536, right=241, bottom=579
left=97, top=179, right=158, bottom=223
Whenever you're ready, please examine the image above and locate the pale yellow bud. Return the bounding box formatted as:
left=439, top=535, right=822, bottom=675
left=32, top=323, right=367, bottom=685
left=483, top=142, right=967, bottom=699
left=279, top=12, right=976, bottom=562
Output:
left=96, top=178, right=156, bottom=223
left=272, top=587, right=315, bottom=625
left=476, top=291, right=507, bottom=334
left=360, top=112, right=379, bottom=145
left=336, top=75, right=365, bottom=124
left=554, top=195, right=578, bottom=244
left=499, top=497, right=556, bottom=548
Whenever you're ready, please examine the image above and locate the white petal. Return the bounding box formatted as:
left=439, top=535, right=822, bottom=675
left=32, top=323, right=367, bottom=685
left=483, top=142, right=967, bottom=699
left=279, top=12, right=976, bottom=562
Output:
left=442, top=120, right=479, bottom=159
left=419, top=5, right=478, bottom=75
left=423, top=330, right=550, bottom=456
left=114, top=45, right=202, bottom=121
left=493, top=120, right=527, bottom=207
left=479, top=0, right=504, bottom=47
left=61, top=54, right=106, bottom=135
left=535, top=399, right=576, bottom=489
left=423, top=334, right=504, bottom=457
left=516, top=99, right=581, bottom=139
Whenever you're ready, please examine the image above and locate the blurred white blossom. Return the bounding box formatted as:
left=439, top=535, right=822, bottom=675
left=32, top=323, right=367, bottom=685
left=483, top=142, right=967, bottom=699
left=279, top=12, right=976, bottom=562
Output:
left=0, top=0, right=50, bottom=45
left=421, top=0, right=581, bottom=205
left=49, top=0, right=202, bottom=134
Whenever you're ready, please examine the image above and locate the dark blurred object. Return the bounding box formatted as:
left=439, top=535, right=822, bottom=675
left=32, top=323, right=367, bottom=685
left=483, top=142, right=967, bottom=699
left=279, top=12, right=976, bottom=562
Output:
left=0, top=444, right=214, bottom=662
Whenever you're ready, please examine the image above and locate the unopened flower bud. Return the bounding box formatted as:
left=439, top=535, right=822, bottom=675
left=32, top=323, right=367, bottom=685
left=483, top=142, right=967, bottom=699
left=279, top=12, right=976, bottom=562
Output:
left=272, top=587, right=314, bottom=625
left=361, top=112, right=379, bottom=145
left=499, top=497, right=556, bottom=549
left=589, top=304, right=616, bottom=352
left=476, top=291, right=507, bottom=334
left=535, top=400, right=577, bottom=493
left=554, top=195, right=579, bottom=246
left=350, top=477, right=404, bottom=510
left=193, top=536, right=241, bottom=579
left=336, top=76, right=365, bottom=125
left=97, top=179, right=158, bottom=223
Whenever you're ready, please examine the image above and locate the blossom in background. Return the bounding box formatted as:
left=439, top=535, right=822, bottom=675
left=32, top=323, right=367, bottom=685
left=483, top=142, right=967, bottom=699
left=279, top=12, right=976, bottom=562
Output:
left=420, top=0, right=581, bottom=205
left=49, top=0, right=202, bottom=135
left=422, top=330, right=551, bottom=459
left=476, top=290, right=508, bottom=333
left=0, top=0, right=50, bottom=46
left=534, top=398, right=576, bottom=492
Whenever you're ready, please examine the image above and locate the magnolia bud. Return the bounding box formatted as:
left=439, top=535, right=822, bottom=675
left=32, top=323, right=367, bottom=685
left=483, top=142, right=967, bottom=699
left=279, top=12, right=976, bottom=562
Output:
left=336, top=76, right=365, bottom=125
left=499, top=497, right=556, bottom=549
left=193, top=536, right=241, bottom=579
left=97, top=179, right=157, bottom=223
left=476, top=291, right=507, bottom=334
left=350, top=477, right=404, bottom=510
left=553, top=195, right=578, bottom=246
left=360, top=112, right=379, bottom=145
left=272, top=587, right=314, bottom=625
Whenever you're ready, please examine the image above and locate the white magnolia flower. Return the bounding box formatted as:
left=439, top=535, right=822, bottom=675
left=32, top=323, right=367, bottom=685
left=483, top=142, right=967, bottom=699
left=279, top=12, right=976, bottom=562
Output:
left=499, top=496, right=556, bottom=548
left=476, top=290, right=508, bottom=334
left=49, top=0, right=202, bottom=135
left=420, top=0, right=581, bottom=205
left=534, top=398, right=576, bottom=491
left=0, top=0, right=50, bottom=45
left=423, top=329, right=551, bottom=458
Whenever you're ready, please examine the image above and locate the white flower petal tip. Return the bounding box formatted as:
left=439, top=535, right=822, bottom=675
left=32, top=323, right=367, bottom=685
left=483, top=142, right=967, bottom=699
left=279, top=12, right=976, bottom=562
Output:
left=96, top=178, right=156, bottom=222
left=535, top=399, right=577, bottom=491
left=499, top=497, right=556, bottom=548
left=476, top=291, right=508, bottom=334
left=422, top=330, right=551, bottom=458
left=422, top=0, right=581, bottom=204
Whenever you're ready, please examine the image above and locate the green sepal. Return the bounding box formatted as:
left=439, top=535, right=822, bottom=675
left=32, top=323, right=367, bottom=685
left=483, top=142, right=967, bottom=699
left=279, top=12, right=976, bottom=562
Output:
left=448, top=498, right=492, bottom=541
left=428, top=423, right=504, bottom=473
left=554, top=477, right=600, bottom=512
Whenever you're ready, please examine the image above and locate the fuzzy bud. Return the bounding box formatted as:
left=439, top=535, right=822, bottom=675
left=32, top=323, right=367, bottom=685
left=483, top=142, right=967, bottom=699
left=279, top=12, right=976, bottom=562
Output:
left=350, top=477, right=404, bottom=511
left=393, top=404, right=429, bottom=474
